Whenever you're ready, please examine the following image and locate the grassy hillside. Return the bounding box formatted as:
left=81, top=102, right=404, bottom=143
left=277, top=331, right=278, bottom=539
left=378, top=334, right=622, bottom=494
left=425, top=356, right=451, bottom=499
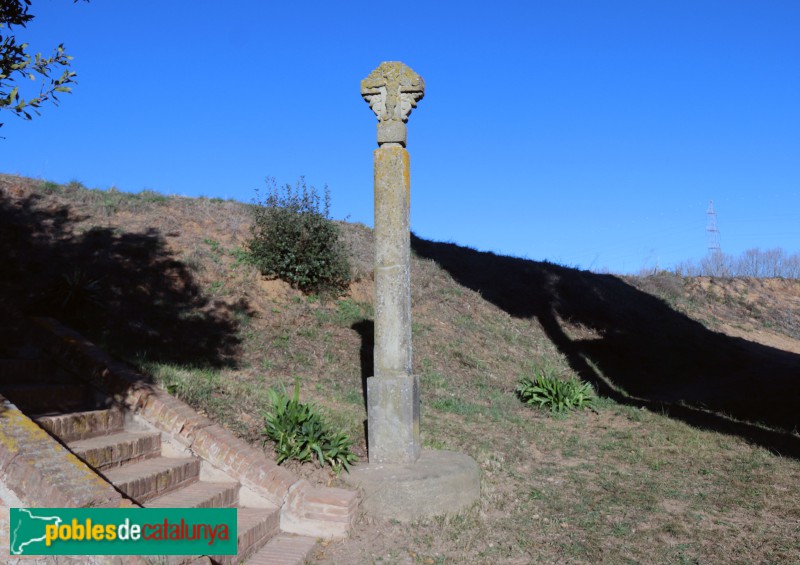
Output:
left=2, top=174, right=799, bottom=564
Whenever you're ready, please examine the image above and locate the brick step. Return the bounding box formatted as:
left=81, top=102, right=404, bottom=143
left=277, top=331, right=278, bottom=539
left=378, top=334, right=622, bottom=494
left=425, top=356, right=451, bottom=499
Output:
left=245, top=534, right=318, bottom=565
left=69, top=430, right=162, bottom=471
left=145, top=480, right=240, bottom=509
left=102, top=456, right=201, bottom=503
left=35, top=406, right=126, bottom=442
left=212, top=506, right=281, bottom=565
left=0, top=382, right=91, bottom=412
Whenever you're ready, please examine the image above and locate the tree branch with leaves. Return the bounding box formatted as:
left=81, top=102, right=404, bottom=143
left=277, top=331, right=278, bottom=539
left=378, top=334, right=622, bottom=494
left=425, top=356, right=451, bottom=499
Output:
left=0, top=0, right=83, bottom=129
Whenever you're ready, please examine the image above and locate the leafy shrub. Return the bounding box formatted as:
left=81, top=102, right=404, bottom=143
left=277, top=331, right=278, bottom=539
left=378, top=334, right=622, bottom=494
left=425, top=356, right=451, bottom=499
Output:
left=248, top=177, right=351, bottom=295
left=516, top=370, right=594, bottom=413
left=263, top=381, right=357, bottom=473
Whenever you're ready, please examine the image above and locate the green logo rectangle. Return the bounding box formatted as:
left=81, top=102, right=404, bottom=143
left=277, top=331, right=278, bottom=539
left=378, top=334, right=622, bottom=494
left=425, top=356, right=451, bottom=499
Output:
left=10, top=508, right=238, bottom=556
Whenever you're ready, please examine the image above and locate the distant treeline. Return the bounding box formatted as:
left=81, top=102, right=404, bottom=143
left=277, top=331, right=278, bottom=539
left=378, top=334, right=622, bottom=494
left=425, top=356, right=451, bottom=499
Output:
left=673, top=248, right=800, bottom=278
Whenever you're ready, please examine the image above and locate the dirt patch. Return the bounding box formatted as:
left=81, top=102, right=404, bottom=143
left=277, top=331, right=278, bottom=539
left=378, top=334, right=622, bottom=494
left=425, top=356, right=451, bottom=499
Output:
left=256, top=278, right=303, bottom=302
left=347, top=278, right=373, bottom=303
left=718, top=322, right=800, bottom=355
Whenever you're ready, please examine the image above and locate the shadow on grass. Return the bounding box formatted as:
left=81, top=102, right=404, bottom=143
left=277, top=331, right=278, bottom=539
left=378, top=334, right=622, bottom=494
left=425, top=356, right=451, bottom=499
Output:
left=411, top=234, right=800, bottom=458
left=350, top=319, right=374, bottom=411
left=350, top=319, right=374, bottom=452
left=0, top=187, right=245, bottom=369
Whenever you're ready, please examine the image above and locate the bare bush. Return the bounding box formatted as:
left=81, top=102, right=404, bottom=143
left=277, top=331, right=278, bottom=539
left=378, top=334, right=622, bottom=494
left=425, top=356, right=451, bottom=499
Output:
left=674, top=248, right=800, bottom=278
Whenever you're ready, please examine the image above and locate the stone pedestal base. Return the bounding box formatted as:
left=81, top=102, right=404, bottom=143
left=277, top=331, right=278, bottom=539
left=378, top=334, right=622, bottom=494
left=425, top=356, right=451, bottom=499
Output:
left=342, top=450, right=480, bottom=522
left=367, top=374, right=420, bottom=464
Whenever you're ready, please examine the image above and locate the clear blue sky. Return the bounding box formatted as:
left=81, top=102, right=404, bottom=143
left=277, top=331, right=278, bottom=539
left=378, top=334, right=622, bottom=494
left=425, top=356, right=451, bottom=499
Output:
left=3, top=1, right=799, bottom=273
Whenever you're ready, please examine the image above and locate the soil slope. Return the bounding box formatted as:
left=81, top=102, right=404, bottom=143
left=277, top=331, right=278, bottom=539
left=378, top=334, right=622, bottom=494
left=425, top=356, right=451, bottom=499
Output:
left=2, top=174, right=799, bottom=564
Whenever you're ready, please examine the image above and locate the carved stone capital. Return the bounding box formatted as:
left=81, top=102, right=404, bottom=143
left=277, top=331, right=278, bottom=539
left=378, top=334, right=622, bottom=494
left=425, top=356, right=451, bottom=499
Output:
left=362, top=62, right=425, bottom=145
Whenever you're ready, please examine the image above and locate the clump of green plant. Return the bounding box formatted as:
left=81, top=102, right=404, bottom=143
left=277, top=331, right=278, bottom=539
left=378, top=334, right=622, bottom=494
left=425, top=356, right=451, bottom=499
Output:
left=263, top=381, right=357, bottom=473
left=248, top=177, right=351, bottom=295
left=51, top=267, right=102, bottom=320
left=516, top=370, right=594, bottom=413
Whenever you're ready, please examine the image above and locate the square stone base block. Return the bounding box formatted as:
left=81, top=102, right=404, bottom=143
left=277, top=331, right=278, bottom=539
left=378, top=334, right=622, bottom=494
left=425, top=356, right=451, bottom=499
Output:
left=367, top=374, right=420, bottom=464
left=342, top=450, right=480, bottom=522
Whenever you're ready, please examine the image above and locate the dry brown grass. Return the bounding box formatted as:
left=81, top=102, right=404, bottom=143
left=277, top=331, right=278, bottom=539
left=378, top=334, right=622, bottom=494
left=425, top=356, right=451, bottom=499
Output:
left=631, top=273, right=800, bottom=343
left=2, top=174, right=799, bottom=564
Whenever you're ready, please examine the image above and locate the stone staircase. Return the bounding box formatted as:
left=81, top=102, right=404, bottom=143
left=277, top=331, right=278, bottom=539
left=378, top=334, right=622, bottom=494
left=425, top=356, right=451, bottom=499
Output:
left=0, top=317, right=359, bottom=564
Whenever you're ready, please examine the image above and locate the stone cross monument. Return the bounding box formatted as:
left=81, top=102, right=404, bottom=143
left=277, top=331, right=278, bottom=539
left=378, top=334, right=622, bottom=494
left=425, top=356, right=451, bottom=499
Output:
left=346, top=62, right=479, bottom=521
left=361, top=61, right=424, bottom=464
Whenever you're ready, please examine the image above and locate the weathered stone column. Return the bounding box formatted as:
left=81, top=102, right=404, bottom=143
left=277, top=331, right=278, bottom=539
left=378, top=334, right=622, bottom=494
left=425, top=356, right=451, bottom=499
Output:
left=361, top=62, right=424, bottom=465
left=345, top=62, right=480, bottom=522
